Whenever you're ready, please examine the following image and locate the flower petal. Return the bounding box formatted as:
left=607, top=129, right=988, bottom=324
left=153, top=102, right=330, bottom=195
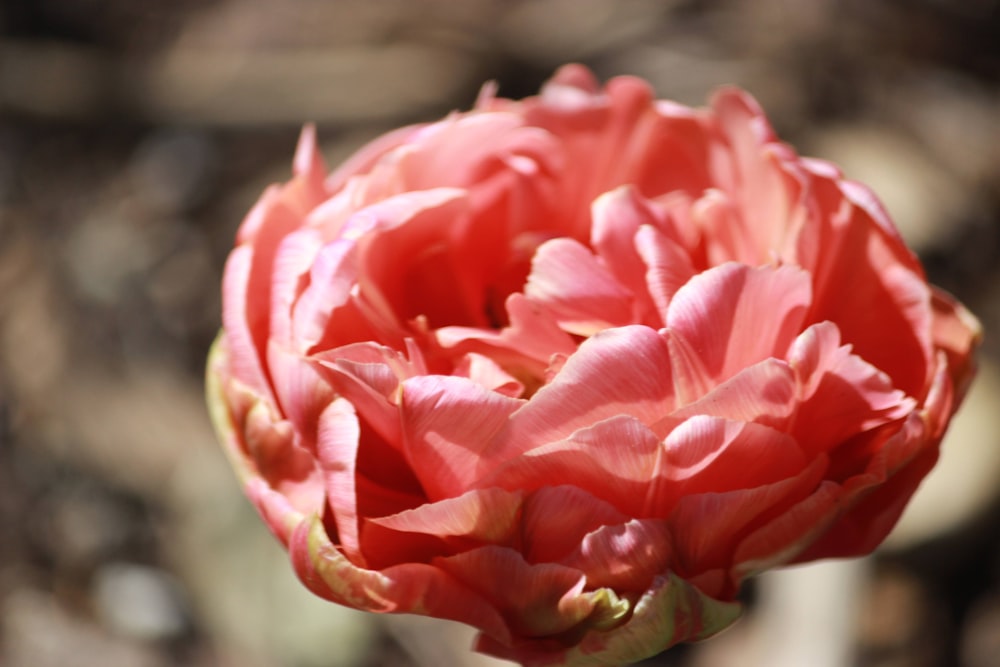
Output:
left=316, top=398, right=363, bottom=562
left=665, top=356, right=797, bottom=431
left=646, top=416, right=808, bottom=521
left=480, top=415, right=663, bottom=518
left=929, top=286, right=982, bottom=401
left=368, top=487, right=523, bottom=544
left=667, top=455, right=828, bottom=592
left=400, top=375, right=524, bottom=499
left=794, top=412, right=932, bottom=561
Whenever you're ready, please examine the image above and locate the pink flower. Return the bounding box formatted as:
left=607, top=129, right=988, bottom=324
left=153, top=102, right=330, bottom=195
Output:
left=207, top=65, right=981, bottom=666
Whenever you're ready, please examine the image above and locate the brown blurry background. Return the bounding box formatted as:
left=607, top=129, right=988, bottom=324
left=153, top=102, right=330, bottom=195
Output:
left=1, top=1, right=1000, bottom=666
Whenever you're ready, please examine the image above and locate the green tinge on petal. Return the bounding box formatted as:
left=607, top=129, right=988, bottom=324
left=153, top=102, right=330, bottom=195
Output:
left=205, top=333, right=258, bottom=485
left=582, top=588, right=631, bottom=632
left=479, top=571, right=741, bottom=667
left=297, top=514, right=513, bottom=644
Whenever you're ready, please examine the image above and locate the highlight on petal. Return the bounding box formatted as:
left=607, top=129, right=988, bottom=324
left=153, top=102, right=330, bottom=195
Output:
left=480, top=415, right=664, bottom=518
left=368, top=487, right=523, bottom=545
left=315, top=397, right=363, bottom=562
left=644, top=416, right=809, bottom=526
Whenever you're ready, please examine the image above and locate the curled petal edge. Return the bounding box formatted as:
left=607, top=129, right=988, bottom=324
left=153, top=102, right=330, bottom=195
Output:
left=291, top=512, right=513, bottom=645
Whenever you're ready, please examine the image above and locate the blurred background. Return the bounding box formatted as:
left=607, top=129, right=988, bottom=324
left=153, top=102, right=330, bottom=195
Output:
left=1, top=1, right=999, bottom=665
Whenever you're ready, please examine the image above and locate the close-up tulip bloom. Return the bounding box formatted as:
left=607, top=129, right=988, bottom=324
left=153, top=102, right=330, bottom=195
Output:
left=206, top=65, right=981, bottom=666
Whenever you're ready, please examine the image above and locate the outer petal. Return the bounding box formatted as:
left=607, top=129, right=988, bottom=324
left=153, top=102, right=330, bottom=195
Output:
left=929, top=286, right=982, bottom=401
left=315, top=397, right=363, bottom=562
left=476, top=571, right=741, bottom=667
left=793, top=412, right=932, bottom=561
left=291, top=513, right=512, bottom=644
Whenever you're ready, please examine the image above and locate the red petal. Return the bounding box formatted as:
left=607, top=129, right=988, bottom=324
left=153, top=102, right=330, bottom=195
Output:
left=788, top=321, right=914, bottom=455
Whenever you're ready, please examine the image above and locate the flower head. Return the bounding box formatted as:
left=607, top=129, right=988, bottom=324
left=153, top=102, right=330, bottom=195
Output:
left=207, top=65, right=980, bottom=666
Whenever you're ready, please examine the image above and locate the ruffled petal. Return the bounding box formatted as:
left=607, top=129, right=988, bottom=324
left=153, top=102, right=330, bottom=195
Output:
left=290, top=238, right=361, bottom=351
left=634, top=222, right=698, bottom=324
left=453, top=352, right=526, bottom=397
left=589, top=186, right=666, bottom=324
left=802, top=166, right=934, bottom=398
left=435, top=292, right=578, bottom=375
left=665, top=357, right=797, bottom=432
left=788, top=321, right=915, bottom=455
left=646, top=417, right=808, bottom=520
